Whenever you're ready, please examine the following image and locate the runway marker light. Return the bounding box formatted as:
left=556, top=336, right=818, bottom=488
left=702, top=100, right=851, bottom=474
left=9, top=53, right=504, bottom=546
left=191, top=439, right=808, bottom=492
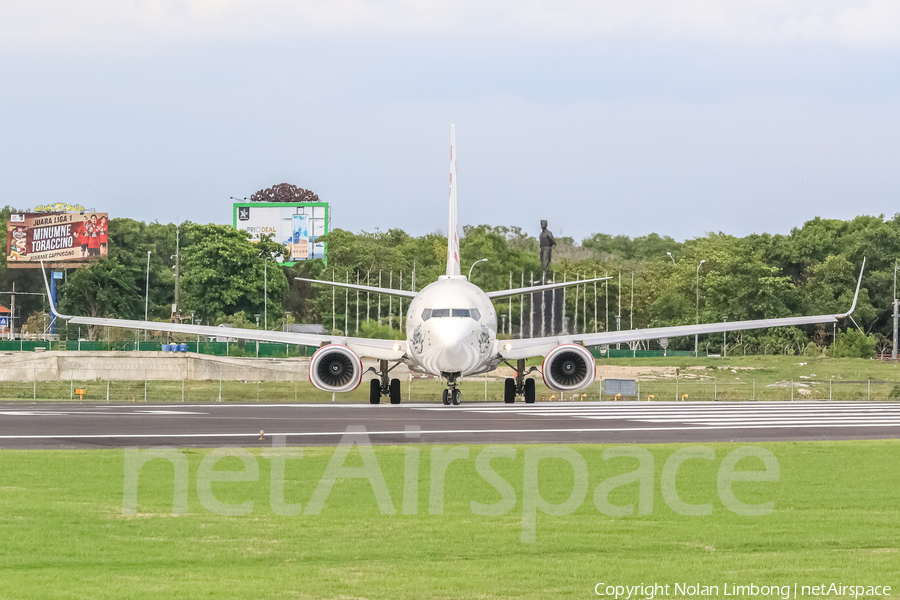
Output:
left=549, top=394, right=556, bottom=402
left=580, top=394, right=587, bottom=401
left=615, top=393, right=621, bottom=401
left=259, top=430, right=265, bottom=440
left=648, top=394, right=655, bottom=401
left=682, top=394, right=689, bottom=402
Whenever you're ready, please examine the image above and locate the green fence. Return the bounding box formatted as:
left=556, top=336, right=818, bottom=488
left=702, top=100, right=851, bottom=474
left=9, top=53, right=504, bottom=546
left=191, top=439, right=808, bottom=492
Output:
left=0, top=340, right=316, bottom=358
left=0, top=341, right=61, bottom=352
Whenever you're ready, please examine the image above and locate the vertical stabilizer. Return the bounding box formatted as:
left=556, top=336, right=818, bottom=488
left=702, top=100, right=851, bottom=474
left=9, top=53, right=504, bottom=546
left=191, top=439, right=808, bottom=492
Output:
left=446, top=125, right=461, bottom=276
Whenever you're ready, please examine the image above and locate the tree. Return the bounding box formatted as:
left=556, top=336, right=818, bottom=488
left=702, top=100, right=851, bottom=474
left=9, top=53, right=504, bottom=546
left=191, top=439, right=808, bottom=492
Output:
left=106, top=218, right=180, bottom=320
left=58, top=259, right=139, bottom=340
left=181, top=225, right=288, bottom=322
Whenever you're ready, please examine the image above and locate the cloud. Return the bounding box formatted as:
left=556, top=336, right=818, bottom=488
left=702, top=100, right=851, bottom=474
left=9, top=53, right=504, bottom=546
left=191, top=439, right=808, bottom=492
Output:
left=3, top=0, right=900, bottom=46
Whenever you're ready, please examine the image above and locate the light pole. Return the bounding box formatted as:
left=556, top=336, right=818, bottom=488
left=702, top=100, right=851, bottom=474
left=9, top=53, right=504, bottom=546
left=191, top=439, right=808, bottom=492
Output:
left=722, top=316, right=727, bottom=358
left=144, top=250, right=151, bottom=341
left=171, top=221, right=180, bottom=321
left=261, top=250, right=280, bottom=331
left=893, top=261, right=898, bottom=360
left=254, top=313, right=261, bottom=357
left=695, top=259, right=706, bottom=356
left=264, top=258, right=267, bottom=330
left=666, top=252, right=675, bottom=264
left=468, top=258, right=488, bottom=280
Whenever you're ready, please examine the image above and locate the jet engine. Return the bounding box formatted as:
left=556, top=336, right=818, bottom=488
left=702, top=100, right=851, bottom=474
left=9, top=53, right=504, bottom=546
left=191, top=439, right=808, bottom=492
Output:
left=309, top=345, right=363, bottom=393
left=542, top=344, right=596, bottom=392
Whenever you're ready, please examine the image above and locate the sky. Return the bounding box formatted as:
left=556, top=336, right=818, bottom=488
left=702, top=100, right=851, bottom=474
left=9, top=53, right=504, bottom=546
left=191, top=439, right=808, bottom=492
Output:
left=2, top=1, right=899, bottom=243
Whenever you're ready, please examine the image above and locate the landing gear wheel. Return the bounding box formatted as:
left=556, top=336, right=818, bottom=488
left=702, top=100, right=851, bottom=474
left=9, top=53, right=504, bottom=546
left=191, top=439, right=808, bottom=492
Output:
left=504, top=378, right=516, bottom=403
left=442, top=389, right=451, bottom=405
left=524, top=378, right=536, bottom=404
left=369, top=379, right=381, bottom=404
left=389, top=378, right=401, bottom=404
left=451, top=388, right=462, bottom=406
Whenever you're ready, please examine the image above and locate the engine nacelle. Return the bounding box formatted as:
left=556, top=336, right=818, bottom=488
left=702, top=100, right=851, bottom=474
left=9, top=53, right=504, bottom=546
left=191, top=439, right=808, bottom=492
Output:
left=309, top=345, right=363, bottom=393
left=542, top=344, right=596, bottom=392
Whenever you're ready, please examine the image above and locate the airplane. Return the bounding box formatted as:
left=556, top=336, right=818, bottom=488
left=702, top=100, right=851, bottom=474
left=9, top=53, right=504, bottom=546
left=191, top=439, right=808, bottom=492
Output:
left=42, top=125, right=866, bottom=407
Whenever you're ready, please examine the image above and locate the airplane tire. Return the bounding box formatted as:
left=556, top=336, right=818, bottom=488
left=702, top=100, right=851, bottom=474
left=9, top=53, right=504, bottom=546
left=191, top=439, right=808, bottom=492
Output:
left=369, top=379, right=381, bottom=404
left=451, top=388, right=462, bottom=406
left=442, top=389, right=451, bottom=405
left=524, top=378, right=536, bottom=404
left=390, top=378, right=401, bottom=404
left=504, top=378, right=516, bottom=403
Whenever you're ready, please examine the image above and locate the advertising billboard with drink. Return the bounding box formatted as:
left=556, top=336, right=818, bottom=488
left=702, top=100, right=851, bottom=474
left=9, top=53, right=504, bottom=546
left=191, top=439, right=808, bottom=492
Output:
left=232, top=202, right=328, bottom=265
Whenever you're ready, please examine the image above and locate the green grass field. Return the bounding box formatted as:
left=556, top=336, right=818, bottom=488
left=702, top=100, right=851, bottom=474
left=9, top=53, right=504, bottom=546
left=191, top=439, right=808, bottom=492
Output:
left=1, top=440, right=898, bottom=599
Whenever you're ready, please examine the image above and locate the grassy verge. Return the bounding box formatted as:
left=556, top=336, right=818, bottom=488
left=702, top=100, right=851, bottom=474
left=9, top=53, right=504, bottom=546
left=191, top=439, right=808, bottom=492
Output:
left=1, top=441, right=898, bottom=598
left=0, top=355, right=899, bottom=402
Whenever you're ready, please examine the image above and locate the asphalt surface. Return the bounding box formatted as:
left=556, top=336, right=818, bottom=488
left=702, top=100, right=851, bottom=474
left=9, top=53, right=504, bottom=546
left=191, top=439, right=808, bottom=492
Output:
left=1, top=400, right=900, bottom=449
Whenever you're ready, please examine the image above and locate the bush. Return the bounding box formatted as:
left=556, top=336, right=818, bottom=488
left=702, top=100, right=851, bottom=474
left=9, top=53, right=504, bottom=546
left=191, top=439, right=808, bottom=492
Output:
left=228, top=345, right=248, bottom=357
left=803, top=342, right=822, bottom=357
left=827, top=329, right=878, bottom=359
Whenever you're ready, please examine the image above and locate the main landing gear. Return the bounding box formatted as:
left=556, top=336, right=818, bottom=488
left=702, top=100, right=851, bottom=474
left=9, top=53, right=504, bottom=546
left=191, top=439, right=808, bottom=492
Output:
left=504, top=359, right=536, bottom=404
left=441, top=372, right=462, bottom=406
left=368, top=359, right=402, bottom=405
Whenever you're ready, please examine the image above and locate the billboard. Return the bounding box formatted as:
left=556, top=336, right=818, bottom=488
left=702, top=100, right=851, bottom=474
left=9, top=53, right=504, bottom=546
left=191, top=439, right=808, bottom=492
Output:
left=6, top=212, right=109, bottom=263
left=233, top=202, right=328, bottom=265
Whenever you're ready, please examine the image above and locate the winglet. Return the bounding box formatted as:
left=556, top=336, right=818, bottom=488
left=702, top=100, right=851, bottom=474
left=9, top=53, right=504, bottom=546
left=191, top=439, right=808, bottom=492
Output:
left=837, top=257, right=866, bottom=318
left=40, top=260, right=68, bottom=319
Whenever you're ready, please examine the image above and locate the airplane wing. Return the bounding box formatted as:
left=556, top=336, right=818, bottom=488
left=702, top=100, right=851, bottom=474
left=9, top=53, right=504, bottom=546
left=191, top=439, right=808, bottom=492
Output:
left=499, top=259, right=866, bottom=361
left=41, top=264, right=406, bottom=361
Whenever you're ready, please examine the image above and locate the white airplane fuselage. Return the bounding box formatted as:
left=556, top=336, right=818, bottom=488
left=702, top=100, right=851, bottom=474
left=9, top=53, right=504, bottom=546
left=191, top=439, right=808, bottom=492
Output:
left=405, top=275, right=498, bottom=377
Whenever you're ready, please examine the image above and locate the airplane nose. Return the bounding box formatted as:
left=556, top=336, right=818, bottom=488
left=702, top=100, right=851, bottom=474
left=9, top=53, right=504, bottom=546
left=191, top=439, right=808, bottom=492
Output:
left=431, top=320, right=475, bottom=371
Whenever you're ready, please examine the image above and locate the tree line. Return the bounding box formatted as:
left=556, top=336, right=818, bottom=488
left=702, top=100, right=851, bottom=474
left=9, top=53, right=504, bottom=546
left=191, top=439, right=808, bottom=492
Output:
left=1, top=205, right=895, bottom=357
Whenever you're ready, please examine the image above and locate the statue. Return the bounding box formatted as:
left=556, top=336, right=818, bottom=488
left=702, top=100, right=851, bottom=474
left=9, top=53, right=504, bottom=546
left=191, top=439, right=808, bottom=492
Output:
left=250, top=183, right=319, bottom=203
left=539, top=219, right=556, bottom=273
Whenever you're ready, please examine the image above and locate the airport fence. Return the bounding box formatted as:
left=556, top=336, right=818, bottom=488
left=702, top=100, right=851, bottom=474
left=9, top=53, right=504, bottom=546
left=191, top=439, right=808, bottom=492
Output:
left=0, top=369, right=897, bottom=403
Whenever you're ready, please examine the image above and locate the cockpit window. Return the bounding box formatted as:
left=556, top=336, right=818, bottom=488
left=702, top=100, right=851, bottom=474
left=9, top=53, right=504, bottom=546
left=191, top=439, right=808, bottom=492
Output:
left=422, top=308, right=481, bottom=320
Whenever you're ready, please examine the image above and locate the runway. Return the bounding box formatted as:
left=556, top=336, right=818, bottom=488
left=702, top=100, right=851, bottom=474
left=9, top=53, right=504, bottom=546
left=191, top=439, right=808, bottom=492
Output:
left=1, top=400, right=900, bottom=449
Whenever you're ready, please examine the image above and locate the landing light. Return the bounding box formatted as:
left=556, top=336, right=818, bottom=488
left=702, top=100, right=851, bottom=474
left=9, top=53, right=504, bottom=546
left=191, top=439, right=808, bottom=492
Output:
left=392, top=343, right=401, bottom=351
left=504, top=343, right=512, bottom=351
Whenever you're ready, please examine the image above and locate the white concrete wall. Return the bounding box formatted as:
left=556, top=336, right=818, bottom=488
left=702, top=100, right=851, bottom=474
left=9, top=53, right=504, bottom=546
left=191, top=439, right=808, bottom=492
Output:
left=0, top=352, right=309, bottom=381
left=0, top=351, right=512, bottom=382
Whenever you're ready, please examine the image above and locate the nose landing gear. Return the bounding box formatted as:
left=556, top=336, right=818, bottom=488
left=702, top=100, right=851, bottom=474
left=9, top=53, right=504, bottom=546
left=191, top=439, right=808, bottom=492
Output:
left=441, top=372, right=462, bottom=406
